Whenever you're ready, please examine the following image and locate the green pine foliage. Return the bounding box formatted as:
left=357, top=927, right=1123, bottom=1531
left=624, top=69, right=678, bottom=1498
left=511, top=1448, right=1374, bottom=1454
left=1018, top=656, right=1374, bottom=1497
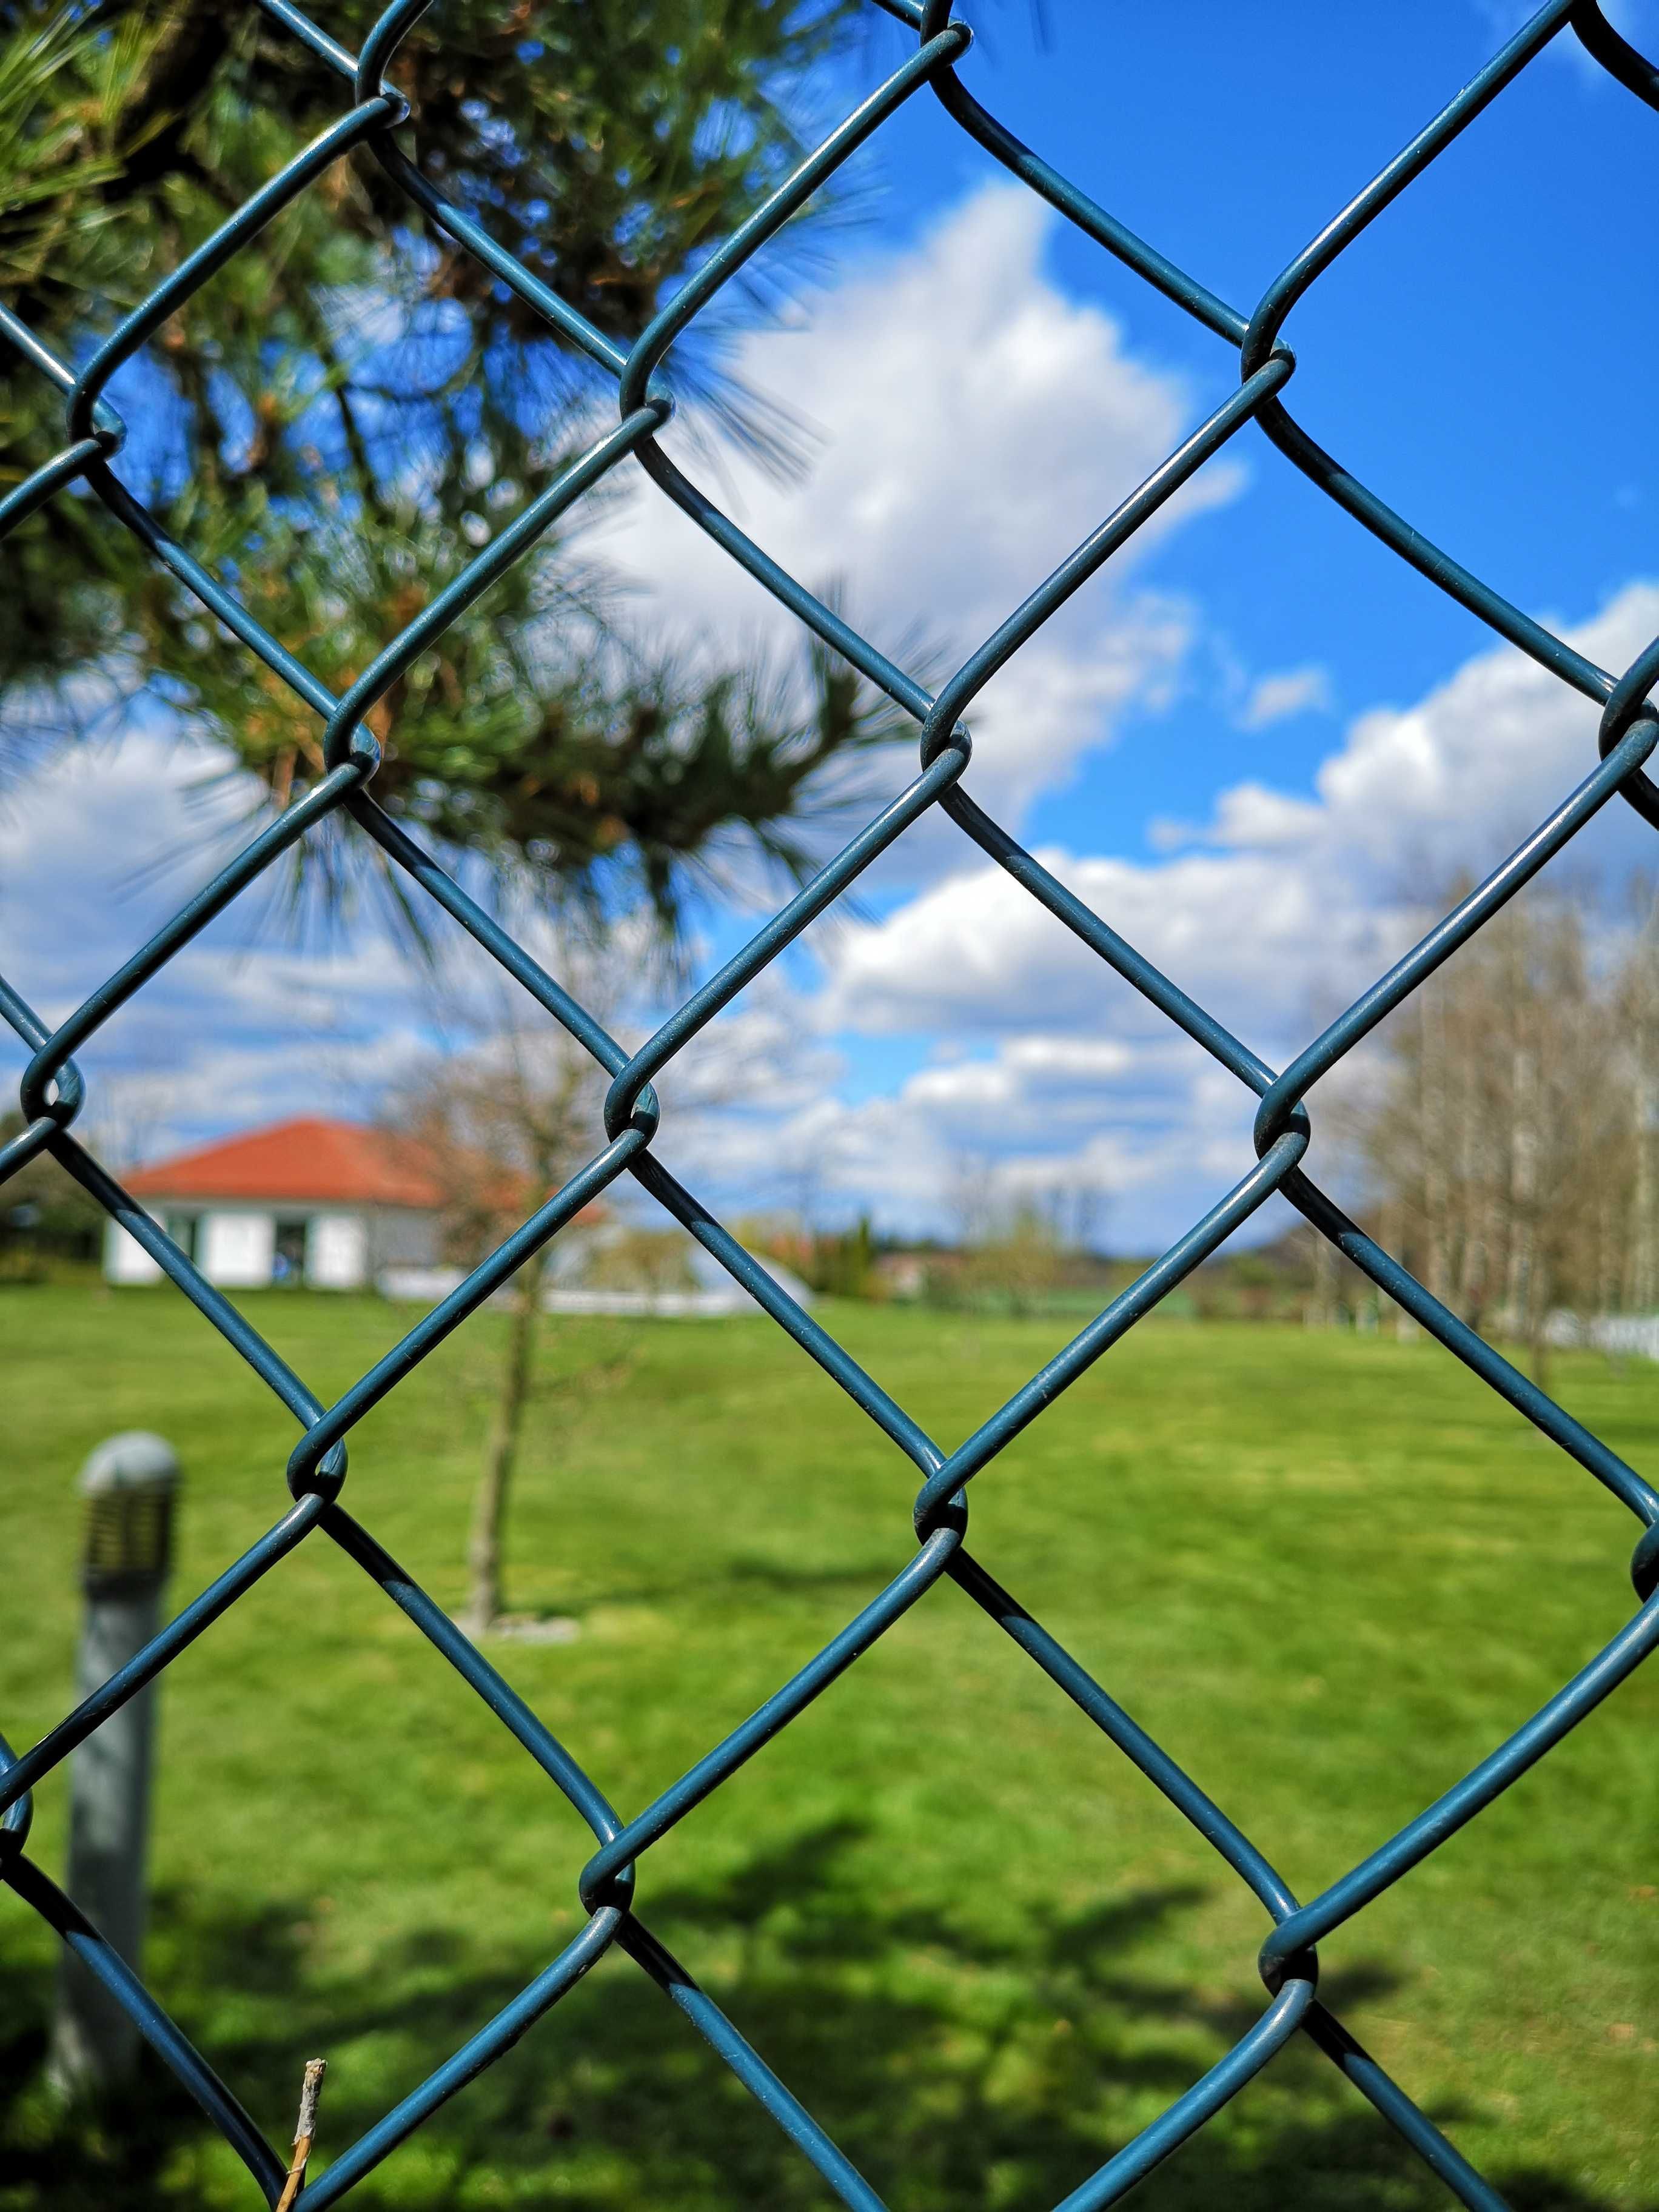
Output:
left=0, top=0, right=908, bottom=931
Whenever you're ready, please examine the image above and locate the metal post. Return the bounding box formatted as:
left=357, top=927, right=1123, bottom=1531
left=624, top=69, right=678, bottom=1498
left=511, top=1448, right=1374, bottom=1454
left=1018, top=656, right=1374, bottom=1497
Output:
left=49, top=1432, right=179, bottom=2100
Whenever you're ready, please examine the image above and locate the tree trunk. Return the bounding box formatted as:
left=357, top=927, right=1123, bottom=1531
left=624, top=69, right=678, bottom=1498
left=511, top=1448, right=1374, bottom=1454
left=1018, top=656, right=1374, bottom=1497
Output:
left=1309, top=1230, right=1337, bottom=1329
left=461, top=1253, right=546, bottom=1636
left=1634, top=1050, right=1655, bottom=1313
left=1420, top=990, right=1452, bottom=1309
left=1527, top=1258, right=1553, bottom=1393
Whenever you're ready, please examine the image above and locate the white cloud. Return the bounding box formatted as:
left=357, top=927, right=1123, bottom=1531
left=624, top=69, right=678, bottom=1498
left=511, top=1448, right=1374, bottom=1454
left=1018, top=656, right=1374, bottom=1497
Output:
left=0, top=732, right=509, bottom=1162
left=0, top=726, right=849, bottom=1218
left=653, top=1025, right=1265, bottom=1252
left=820, top=840, right=1398, bottom=1055
left=828, top=581, right=1659, bottom=1037
left=1292, top=591, right=1659, bottom=877
left=11, top=579, right=1657, bottom=1250
left=1236, top=664, right=1333, bottom=731
left=598, top=182, right=1240, bottom=839
left=797, top=581, right=1659, bottom=1241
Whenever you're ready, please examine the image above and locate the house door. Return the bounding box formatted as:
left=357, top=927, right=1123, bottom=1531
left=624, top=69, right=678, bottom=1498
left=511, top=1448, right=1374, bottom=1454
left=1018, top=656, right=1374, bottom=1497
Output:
left=272, top=1218, right=308, bottom=1284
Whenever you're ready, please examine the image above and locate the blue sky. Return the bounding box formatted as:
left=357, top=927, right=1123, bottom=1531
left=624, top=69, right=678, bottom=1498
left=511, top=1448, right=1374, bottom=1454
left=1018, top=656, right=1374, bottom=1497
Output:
left=825, top=0, right=1659, bottom=865
left=5, top=2, right=1658, bottom=1251
left=934, top=1, right=1659, bottom=849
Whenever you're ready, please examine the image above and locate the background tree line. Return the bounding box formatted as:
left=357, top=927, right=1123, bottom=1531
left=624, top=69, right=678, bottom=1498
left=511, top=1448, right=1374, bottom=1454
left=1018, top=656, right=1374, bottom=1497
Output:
left=1339, top=879, right=1659, bottom=1375
left=734, top=877, right=1659, bottom=1353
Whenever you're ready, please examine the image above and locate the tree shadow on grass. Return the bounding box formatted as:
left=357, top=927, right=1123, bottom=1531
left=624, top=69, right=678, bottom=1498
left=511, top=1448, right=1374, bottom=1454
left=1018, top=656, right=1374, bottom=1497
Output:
left=0, top=1822, right=1647, bottom=2212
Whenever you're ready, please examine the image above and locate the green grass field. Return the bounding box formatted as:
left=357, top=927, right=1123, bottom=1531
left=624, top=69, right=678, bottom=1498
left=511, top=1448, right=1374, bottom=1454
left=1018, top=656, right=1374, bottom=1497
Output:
left=2, top=1285, right=1656, bottom=2211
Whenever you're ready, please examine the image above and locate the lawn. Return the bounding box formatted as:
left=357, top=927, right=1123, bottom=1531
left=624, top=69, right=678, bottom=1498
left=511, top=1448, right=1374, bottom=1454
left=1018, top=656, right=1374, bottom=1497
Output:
left=1, top=1284, right=1656, bottom=2211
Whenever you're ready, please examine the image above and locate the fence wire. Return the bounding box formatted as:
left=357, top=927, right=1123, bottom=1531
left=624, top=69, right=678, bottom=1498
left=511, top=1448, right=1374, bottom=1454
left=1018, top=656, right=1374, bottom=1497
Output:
left=4, top=2, right=1659, bottom=2204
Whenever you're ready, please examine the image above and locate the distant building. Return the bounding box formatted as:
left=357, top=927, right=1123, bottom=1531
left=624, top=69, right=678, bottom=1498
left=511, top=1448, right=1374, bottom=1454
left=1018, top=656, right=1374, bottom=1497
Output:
left=108, top=1117, right=782, bottom=1310
left=381, top=1222, right=814, bottom=1319
left=107, top=1118, right=455, bottom=1292
left=540, top=1223, right=814, bottom=1318
left=871, top=1251, right=928, bottom=1301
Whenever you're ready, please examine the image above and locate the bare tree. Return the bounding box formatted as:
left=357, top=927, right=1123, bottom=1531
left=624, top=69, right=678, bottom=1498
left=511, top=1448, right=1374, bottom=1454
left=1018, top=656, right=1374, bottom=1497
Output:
left=1617, top=883, right=1659, bottom=1313
left=1353, top=882, right=1653, bottom=1381
left=948, top=1156, right=1099, bottom=1317
left=388, top=1008, right=609, bottom=1637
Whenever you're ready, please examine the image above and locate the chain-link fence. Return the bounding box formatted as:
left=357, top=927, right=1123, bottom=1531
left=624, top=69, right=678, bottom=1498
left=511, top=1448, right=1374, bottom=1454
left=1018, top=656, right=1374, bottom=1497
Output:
left=4, top=2, right=1658, bottom=2204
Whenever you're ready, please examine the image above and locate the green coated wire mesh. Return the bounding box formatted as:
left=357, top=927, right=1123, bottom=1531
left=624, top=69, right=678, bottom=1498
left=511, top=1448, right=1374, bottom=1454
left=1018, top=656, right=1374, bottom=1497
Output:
left=4, top=4, right=1659, bottom=2205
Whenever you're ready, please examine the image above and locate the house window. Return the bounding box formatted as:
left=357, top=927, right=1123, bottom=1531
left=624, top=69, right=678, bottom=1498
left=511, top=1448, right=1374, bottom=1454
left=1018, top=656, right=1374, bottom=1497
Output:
left=272, top=1218, right=309, bottom=1284
left=166, top=1213, right=199, bottom=1262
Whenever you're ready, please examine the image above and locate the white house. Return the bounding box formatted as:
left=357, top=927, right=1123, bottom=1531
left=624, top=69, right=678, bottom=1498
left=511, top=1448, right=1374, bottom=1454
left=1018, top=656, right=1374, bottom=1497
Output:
left=107, top=1117, right=454, bottom=1292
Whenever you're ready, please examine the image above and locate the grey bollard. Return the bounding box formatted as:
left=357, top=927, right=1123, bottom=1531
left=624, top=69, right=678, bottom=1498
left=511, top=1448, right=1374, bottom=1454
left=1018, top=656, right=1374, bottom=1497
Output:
left=48, top=1432, right=179, bottom=2101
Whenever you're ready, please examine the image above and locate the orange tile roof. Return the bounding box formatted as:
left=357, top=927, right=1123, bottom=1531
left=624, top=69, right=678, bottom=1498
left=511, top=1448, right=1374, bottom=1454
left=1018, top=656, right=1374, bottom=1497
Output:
left=126, top=1118, right=460, bottom=1210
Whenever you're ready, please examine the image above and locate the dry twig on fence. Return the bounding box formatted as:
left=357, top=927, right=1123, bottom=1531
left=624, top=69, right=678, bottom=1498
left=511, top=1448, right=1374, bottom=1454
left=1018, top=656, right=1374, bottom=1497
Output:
left=274, top=2057, right=327, bottom=2212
